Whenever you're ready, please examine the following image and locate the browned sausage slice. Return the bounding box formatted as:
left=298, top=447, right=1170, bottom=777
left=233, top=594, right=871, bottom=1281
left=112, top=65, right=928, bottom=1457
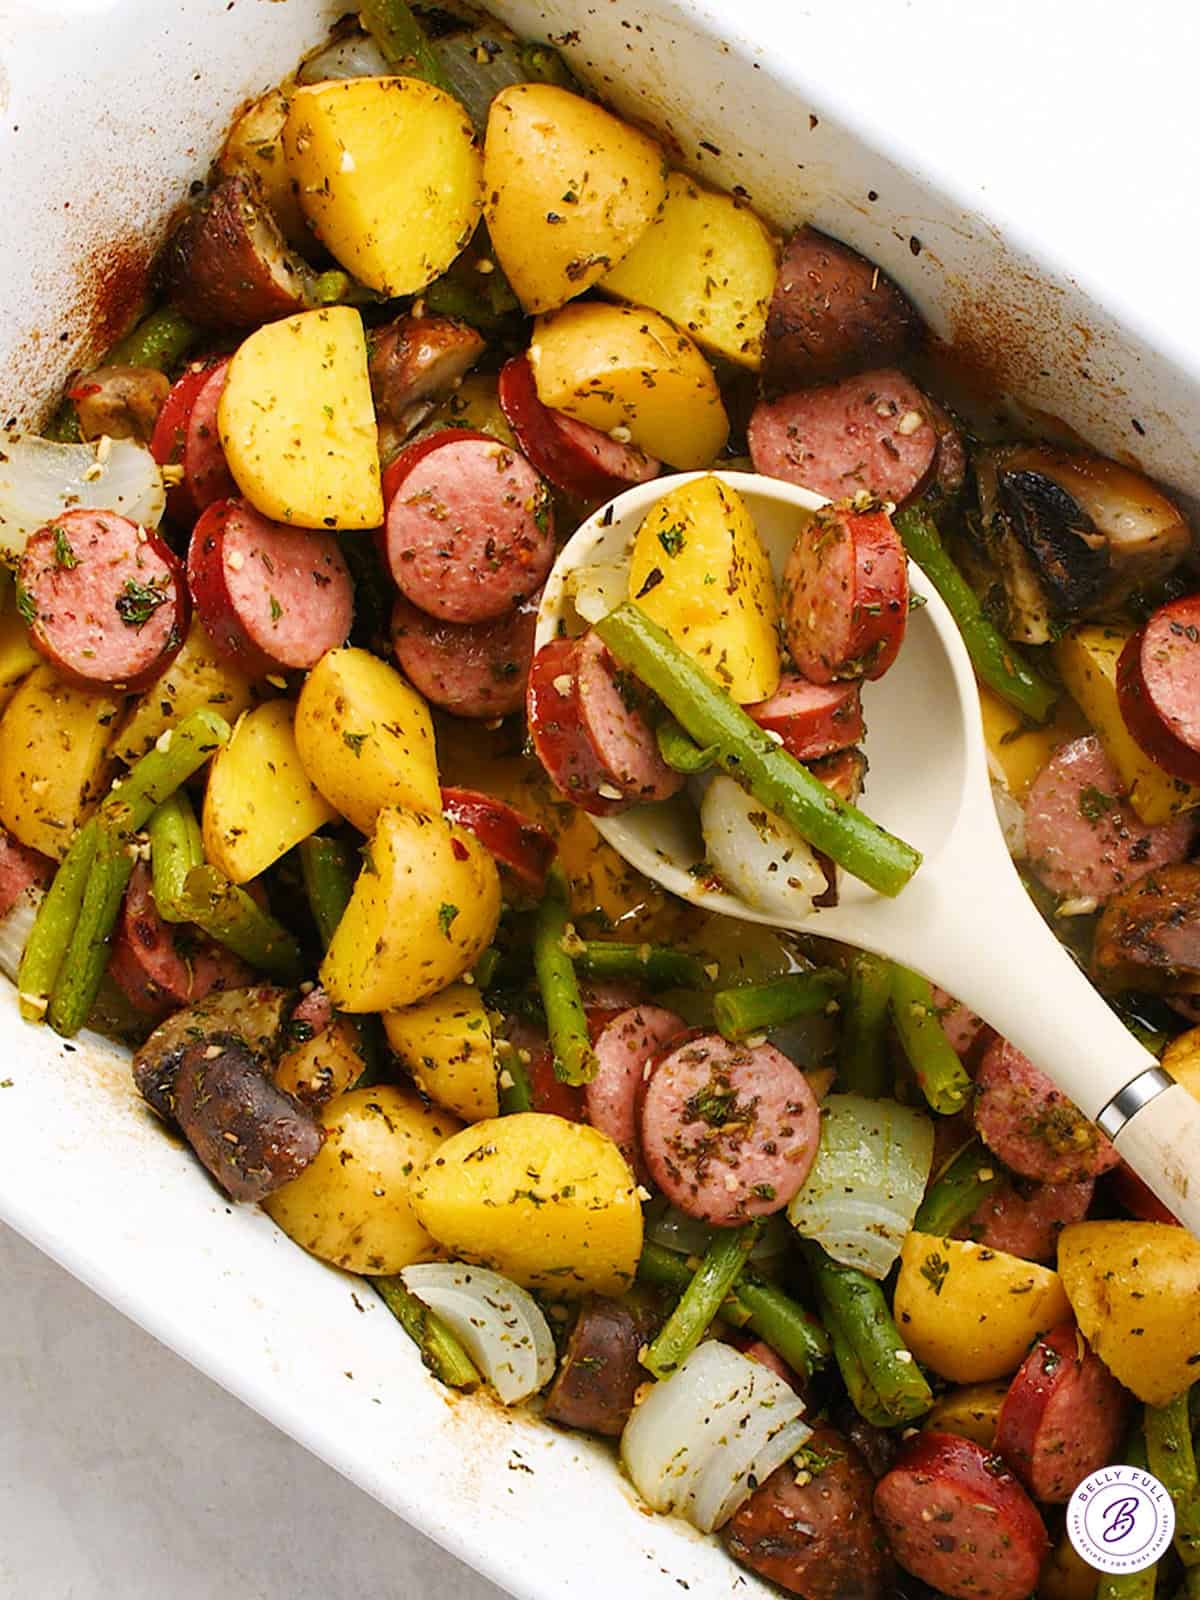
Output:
left=586, top=1004, right=685, bottom=1180
left=187, top=498, right=353, bottom=675
left=974, top=1037, right=1119, bottom=1183
left=750, top=369, right=937, bottom=504
left=763, top=227, right=921, bottom=390
left=1118, top=596, right=1200, bottom=783
left=369, top=314, right=486, bottom=425
left=182, top=356, right=237, bottom=515
left=526, top=636, right=631, bottom=816
left=383, top=429, right=555, bottom=623
left=542, top=1297, right=650, bottom=1436
left=391, top=591, right=537, bottom=719
left=639, top=1031, right=820, bottom=1225
left=108, top=862, right=251, bottom=1019
left=440, top=787, right=556, bottom=895
left=19, top=507, right=189, bottom=690
left=575, top=631, right=683, bottom=804
left=956, top=1175, right=1094, bottom=1263
left=1093, top=862, right=1200, bottom=991
left=0, top=828, right=52, bottom=920
left=745, top=671, right=864, bottom=761
left=1024, top=733, right=1194, bottom=902
left=874, top=1432, right=1049, bottom=1600
left=931, top=985, right=986, bottom=1058
left=781, top=503, right=908, bottom=683
left=724, top=1424, right=895, bottom=1600
left=995, top=1321, right=1129, bottom=1502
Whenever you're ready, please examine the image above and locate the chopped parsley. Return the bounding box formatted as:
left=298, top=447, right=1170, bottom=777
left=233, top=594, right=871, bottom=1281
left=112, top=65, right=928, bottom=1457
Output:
left=269, top=594, right=283, bottom=622
left=342, top=731, right=368, bottom=756
left=685, top=1081, right=740, bottom=1127
left=51, top=525, right=79, bottom=569
left=437, top=902, right=459, bottom=937
left=115, top=577, right=168, bottom=628
left=920, top=1251, right=949, bottom=1296
left=657, top=523, right=687, bottom=557
left=1079, top=785, right=1117, bottom=822
left=15, top=581, right=37, bottom=625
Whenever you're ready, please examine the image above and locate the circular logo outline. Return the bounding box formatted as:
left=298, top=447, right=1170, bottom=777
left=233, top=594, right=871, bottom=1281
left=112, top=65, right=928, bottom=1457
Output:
left=1067, top=1468, right=1176, bottom=1574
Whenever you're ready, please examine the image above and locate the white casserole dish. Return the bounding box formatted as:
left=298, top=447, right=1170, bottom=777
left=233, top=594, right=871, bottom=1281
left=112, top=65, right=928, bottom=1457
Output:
left=1, top=3, right=1198, bottom=1596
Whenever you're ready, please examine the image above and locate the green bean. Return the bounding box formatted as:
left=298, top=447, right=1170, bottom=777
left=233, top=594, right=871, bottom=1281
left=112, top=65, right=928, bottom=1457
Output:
left=838, top=951, right=893, bottom=1097
left=374, top=1276, right=482, bottom=1390
left=820, top=1303, right=893, bottom=1428
left=310, top=270, right=379, bottom=307
left=736, top=1270, right=831, bottom=1378
left=43, top=404, right=81, bottom=443
left=16, top=820, right=99, bottom=1022
left=894, top=506, right=1059, bottom=724
left=1147, top=1391, right=1200, bottom=1565
left=656, top=717, right=718, bottom=774
left=177, top=866, right=304, bottom=981
left=423, top=277, right=511, bottom=332
left=472, top=946, right=501, bottom=990
left=533, top=867, right=596, bottom=1085
left=643, top=1222, right=763, bottom=1378
left=148, top=791, right=203, bottom=922
left=106, top=306, right=198, bottom=373
left=496, top=1038, right=534, bottom=1114
left=1099, top=1428, right=1159, bottom=1600
left=359, top=0, right=451, bottom=90
left=889, top=965, right=972, bottom=1115
left=518, top=41, right=577, bottom=88
left=101, top=710, right=232, bottom=836
left=299, top=836, right=355, bottom=948
left=714, top=970, right=842, bottom=1042
left=635, top=1241, right=752, bottom=1327
left=594, top=604, right=922, bottom=897
left=806, top=1244, right=933, bottom=1424
left=47, top=825, right=136, bottom=1038
left=575, top=939, right=708, bottom=992
left=914, top=1140, right=1001, bottom=1235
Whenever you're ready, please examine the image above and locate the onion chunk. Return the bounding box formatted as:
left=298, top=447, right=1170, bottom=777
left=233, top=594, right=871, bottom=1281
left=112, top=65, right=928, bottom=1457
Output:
left=400, top=1262, right=555, bottom=1405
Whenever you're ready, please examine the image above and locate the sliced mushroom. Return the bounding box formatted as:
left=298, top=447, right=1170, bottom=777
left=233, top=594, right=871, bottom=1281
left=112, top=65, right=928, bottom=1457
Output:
left=368, top=313, right=487, bottom=431
left=997, top=465, right=1111, bottom=614
left=132, top=983, right=294, bottom=1121
left=217, top=88, right=311, bottom=251
left=159, top=174, right=317, bottom=329
left=70, top=364, right=171, bottom=445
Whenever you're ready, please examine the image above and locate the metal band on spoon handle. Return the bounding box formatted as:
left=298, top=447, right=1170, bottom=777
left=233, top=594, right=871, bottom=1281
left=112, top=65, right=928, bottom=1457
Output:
left=1096, top=1066, right=1175, bottom=1138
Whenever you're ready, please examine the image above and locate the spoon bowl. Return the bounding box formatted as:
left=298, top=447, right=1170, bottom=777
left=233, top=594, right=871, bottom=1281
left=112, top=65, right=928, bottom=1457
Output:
left=537, top=471, right=1200, bottom=1234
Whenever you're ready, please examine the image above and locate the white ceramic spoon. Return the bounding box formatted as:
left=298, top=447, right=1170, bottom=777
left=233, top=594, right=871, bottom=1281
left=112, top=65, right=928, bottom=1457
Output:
left=536, top=470, right=1200, bottom=1234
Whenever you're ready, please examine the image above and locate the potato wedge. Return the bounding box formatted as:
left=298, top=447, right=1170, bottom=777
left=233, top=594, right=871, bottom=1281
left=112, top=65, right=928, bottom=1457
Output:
left=263, top=1085, right=460, bottom=1273
left=383, top=981, right=497, bottom=1122
left=284, top=77, right=482, bottom=296
left=412, top=1112, right=642, bottom=1295
left=0, top=666, right=120, bottom=858
left=202, top=699, right=337, bottom=884
left=219, top=305, right=382, bottom=530
left=0, top=606, right=40, bottom=715
left=1058, top=1220, right=1200, bottom=1406
left=922, top=1381, right=1009, bottom=1448
left=114, top=619, right=257, bottom=765
left=601, top=173, right=778, bottom=368
left=218, top=87, right=310, bottom=250
left=894, top=1233, right=1070, bottom=1383
left=422, top=372, right=516, bottom=449
left=530, top=302, right=728, bottom=469
left=977, top=683, right=1087, bottom=801
left=483, top=83, right=666, bottom=313
left=628, top=474, right=779, bottom=702
left=294, top=647, right=439, bottom=833
left=1055, top=624, right=1200, bottom=823
left=321, top=807, right=500, bottom=1012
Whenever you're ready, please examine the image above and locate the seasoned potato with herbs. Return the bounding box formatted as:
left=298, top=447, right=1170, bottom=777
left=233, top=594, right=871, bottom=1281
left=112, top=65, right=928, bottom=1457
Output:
left=284, top=77, right=483, bottom=296
left=977, top=683, right=1086, bottom=801
left=114, top=619, right=257, bottom=765
left=601, top=173, right=778, bottom=368
left=628, top=474, right=780, bottom=702
left=321, top=807, right=500, bottom=1012
left=384, top=982, right=498, bottom=1123
left=263, top=1085, right=460, bottom=1274
left=1058, top=1221, right=1200, bottom=1405
left=0, top=666, right=120, bottom=858
left=202, top=699, right=337, bottom=884
left=483, top=83, right=667, bottom=313
left=412, top=1113, right=642, bottom=1295
left=530, top=302, right=728, bottom=469
left=893, top=1233, right=1070, bottom=1382
left=0, top=607, right=40, bottom=715
left=219, top=306, right=382, bottom=530
left=294, top=647, right=440, bottom=833
left=273, top=1014, right=364, bottom=1108
left=218, top=88, right=310, bottom=250
left=923, top=1381, right=1009, bottom=1447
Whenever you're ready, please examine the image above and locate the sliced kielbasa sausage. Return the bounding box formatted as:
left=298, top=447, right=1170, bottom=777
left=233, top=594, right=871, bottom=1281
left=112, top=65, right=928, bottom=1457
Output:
left=526, top=636, right=631, bottom=816
left=931, top=985, right=986, bottom=1059
left=369, top=314, right=485, bottom=425
left=542, top=1296, right=651, bottom=1436
left=151, top=360, right=218, bottom=520
left=810, top=746, right=868, bottom=802
left=974, top=1037, right=1119, bottom=1183
left=781, top=503, right=908, bottom=683
left=749, top=369, right=938, bottom=505
left=181, top=356, right=237, bottom=515
left=172, top=1032, right=322, bottom=1202
left=0, top=828, right=52, bottom=920
left=1093, top=861, right=1200, bottom=990
left=19, top=508, right=188, bottom=690
left=995, top=1321, right=1129, bottom=1503
left=1024, top=733, right=1194, bottom=903
left=874, top=1432, right=1049, bottom=1600
left=724, top=1425, right=894, bottom=1600
left=383, top=428, right=555, bottom=623
left=746, top=671, right=864, bottom=761
left=391, top=590, right=538, bottom=719
left=575, top=630, right=683, bottom=805
left=639, top=1031, right=820, bottom=1225
left=1118, top=596, right=1200, bottom=784
left=440, top=786, right=556, bottom=896
left=586, top=1004, right=685, bottom=1180
left=108, top=861, right=250, bottom=1020
left=498, top=355, right=660, bottom=502
left=762, top=227, right=922, bottom=391
left=956, top=1175, right=1094, bottom=1264
left=187, top=498, right=353, bottom=675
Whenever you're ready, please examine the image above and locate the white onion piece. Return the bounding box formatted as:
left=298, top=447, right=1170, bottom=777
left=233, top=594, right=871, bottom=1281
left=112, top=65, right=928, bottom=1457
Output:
left=400, top=1263, right=555, bottom=1405
left=621, top=1341, right=805, bottom=1521
left=0, top=887, right=42, bottom=985
left=700, top=775, right=824, bottom=918
left=787, top=1093, right=934, bottom=1279
left=0, top=435, right=165, bottom=556
left=645, top=1201, right=790, bottom=1264
left=690, top=1412, right=812, bottom=1533
left=566, top=561, right=628, bottom=625
left=991, top=780, right=1026, bottom=859
left=297, top=32, right=388, bottom=82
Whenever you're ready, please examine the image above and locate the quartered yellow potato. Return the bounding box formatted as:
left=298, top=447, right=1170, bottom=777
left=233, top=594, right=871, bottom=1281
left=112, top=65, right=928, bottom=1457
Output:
left=0, top=607, right=40, bottom=716
left=284, top=77, right=482, bottom=296
left=530, top=302, right=728, bottom=469
left=923, top=1381, right=1009, bottom=1447
left=0, top=666, right=120, bottom=858
left=484, top=83, right=667, bottom=313
left=219, top=306, right=382, bottom=530
left=629, top=474, right=780, bottom=702
left=114, top=619, right=258, bottom=765
left=601, top=173, right=778, bottom=368
left=977, top=683, right=1087, bottom=801
left=384, top=981, right=498, bottom=1123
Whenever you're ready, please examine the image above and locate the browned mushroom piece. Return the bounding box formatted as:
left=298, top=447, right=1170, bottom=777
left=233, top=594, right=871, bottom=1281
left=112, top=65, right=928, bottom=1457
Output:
left=71, top=364, right=171, bottom=444
left=542, top=1296, right=651, bottom=1436
left=369, top=313, right=487, bottom=430
left=132, top=984, right=295, bottom=1121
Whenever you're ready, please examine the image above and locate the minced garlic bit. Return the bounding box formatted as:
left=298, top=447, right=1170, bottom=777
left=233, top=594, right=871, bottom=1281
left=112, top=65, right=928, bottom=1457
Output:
left=609, top=425, right=633, bottom=444
left=1057, top=896, right=1099, bottom=918
left=978, top=1167, right=994, bottom=1182
left=635, top=1185, right=652, bottom=1203
left=552, top=673, right=574, bottom=696
left=498, top=1069, right=515, bottom=1091
left=895, top=410, right=925, bottom=436
left=227, top=549, right=245, bottom=572
left=461, top=971, right=475, bottom=985
left=96, top=433, right=113, bottom=463
left=266, top=674, right=288, bottom=690
left=704, top=963, right=720, bottom=982
left=764, top=728, right=785, bottom=745
left=476, top=257, right=495, bottom=275
left=743, top=1032, right=767, bottom=1048
left=895, top=1349, right=914, bottom=1364
left=160, top=463, right=184, bottom=486
left=155, top=729, right=174, bottom=753
left=597, top=783, right=624, bottom=801
left=82, top=461, right=104, bottom=483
